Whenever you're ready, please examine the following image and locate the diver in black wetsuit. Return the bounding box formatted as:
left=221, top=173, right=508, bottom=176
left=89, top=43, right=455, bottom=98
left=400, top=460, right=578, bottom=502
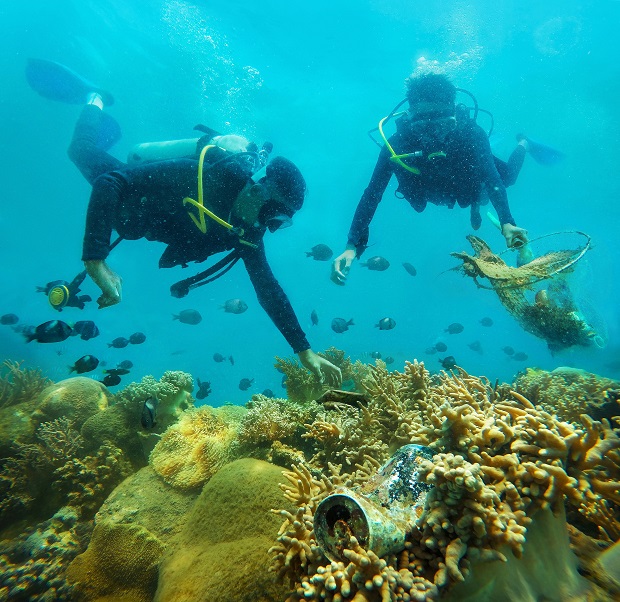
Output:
left=331, top=72, right=529, bottom=285
left=68, top=94, right=341, bottom=385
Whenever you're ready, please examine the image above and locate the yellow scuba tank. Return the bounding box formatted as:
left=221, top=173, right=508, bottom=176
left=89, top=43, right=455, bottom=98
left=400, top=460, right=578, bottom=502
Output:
left=127, top=138, right=201, bottom=165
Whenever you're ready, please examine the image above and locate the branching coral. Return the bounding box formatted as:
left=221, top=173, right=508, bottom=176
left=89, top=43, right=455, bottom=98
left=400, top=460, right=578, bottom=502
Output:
left=271, top=362, right=620, bottom=601
left=0, top=360, right=51, bottom=409
left=113, top=370, right=194, bottom=429
left=0, top=418, right=131, bottom=528
left=514, top=366, right=619, bottom=423
left=237, top=396, right=320, bottom=448
left=275, top=348, right=373, bottom=404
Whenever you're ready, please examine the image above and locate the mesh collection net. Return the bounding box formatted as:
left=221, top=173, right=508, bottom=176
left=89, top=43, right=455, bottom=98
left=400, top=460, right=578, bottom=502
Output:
left=452, top=234, right=597, bottom=352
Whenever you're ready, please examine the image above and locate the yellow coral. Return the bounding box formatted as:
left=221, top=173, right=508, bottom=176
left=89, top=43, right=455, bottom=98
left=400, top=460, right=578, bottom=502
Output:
left=33, top=377, right=110, bottom=427
left=67, top=520, right=165, bottom=602
left=149, top=407, right=237, bottom=490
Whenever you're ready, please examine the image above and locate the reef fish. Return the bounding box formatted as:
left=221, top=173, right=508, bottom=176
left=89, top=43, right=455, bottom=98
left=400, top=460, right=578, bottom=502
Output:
left=239, top=378, right=254, bottom=391
left=141, top=397, right=159, bottom=429
left=108, top=337, right=129, bottom=349
left=479, top=317, right=494, bottom=327
left=117, top=360, right=134, bottom=370
left=402, top=262, right=417, bottom=277
left=221, top=299, right=248, bottom=314
left=384, top=356, right=394, bottom=365
left=370, top=351, right=382, bottom=359
left=0, top=313, right=19, bottom=325
left=435, top=341, right=448, bottom=353
left=195, top=378, right=212, bottom=400
left=425, top=346, right=438, bottom=355
left=468, top=341, right=483, bottom=354
left=213, top=353, right=226, bottom=363
left=502, top=346, right=515, bottom=356
left=24, top=320, right=72, bottom=343
left=445, top=322, right=464, bottom=334
left=73, top=320, right=100, bottom=341
left=375, top=317, right=396, bottom=331
left=102, top=373, right=121, bottom=387
left=173, top=309, right=202, bottom=325
left=311, top=309, right=319, bottom=326
left=103, top=368, right=130, bottom=376
left=439, top=356, right=458, bottom=370
left=513, top=352, right=529, bottom=361
left=69, top=355, right=99, bottom=374
left=361, top=256, right=390, bottom=271
left=129, top=331, right=147, bottom=344
left=262, top=388, right=275, bottom=398
left=306, top=244, right=333, bottom=261
left=331, top=318, right=354, bottom=333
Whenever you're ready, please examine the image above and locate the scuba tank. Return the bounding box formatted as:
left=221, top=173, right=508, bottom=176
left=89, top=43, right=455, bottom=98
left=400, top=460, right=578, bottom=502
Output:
left=127, top=138, right=200, bottom=165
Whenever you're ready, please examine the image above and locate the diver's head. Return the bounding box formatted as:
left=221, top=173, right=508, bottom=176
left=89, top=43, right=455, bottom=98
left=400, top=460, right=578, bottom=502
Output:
left=405, top=73, right=456, bottom=121
left=234, top=156, right=307, bottom=232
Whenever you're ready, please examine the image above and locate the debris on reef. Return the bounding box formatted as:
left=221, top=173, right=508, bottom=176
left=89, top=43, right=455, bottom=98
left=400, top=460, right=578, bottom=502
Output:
left=275, top=347, right=372, bottom=404
left=270, top=361, right=620, bottom=600
left=0, top=354, right=618, bottom=601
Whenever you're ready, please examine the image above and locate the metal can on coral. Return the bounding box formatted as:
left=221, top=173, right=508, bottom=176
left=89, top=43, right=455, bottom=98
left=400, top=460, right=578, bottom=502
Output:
left=313, top=444, right=434, bottom=561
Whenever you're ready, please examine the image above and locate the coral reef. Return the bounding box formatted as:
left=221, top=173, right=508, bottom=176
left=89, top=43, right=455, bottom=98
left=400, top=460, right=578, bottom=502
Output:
left=0, top=417, right=131, bottom=529
left=81, top=370, right=195, bottom=468
left=275, top=347, right=372, bottom=403
left=154, top=458, right=295, bottom=602
left=67, top=520, right=165, bottom=602
left=0, top=506, right=91, bottom=602
left=271, top=361, right=620, bottom=600
left=114, top=370, right=194, bottom=430
left=64, top=466, right=198, bottom=602
left=514, top=366, right=620, bottom=423
left=0, top=360, right=51, bottom=409
left=235, top=395, right=321, bottom=462
left=32, top=377, right=110, bottom=428
left=149, top=406, right=237, bottom=490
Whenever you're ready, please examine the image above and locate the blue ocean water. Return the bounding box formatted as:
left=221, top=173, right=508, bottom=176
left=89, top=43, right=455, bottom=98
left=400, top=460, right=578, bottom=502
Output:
left=1, top=0, right=619, bottom=404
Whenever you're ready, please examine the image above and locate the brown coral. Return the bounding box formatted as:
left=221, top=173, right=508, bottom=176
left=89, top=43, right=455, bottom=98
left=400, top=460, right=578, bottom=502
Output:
left=0, top=360, right=51, bottom=409
left=271, top=362, right=620, bottom=601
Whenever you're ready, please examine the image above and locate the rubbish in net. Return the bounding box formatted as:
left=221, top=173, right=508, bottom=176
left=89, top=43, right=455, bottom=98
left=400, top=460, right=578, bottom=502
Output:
left=451, top=233, right=602, bottom=353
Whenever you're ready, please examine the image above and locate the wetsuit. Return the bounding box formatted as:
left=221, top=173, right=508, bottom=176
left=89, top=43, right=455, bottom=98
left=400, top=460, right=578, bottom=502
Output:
left=69, top=105, right=310, bottom=353
left=347, top=118, right=518, bottom=256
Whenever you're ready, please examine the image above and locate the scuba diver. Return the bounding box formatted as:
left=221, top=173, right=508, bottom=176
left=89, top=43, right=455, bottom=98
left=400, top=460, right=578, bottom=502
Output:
left=332, top=72, right=532, bottom=285
left=36, top=270, right=92, bottom=311
left=26, top=58, right=342, bottom=386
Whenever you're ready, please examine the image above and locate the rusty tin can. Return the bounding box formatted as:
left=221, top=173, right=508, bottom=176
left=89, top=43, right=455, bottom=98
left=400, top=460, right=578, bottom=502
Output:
left=314, top=444, right=434, bottom=561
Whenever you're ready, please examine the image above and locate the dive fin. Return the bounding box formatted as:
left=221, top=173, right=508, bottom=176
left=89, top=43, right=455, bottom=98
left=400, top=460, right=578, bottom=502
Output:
left=26, top=58, right=114, bottom=106
left=518, top=134, right=565, bottom=166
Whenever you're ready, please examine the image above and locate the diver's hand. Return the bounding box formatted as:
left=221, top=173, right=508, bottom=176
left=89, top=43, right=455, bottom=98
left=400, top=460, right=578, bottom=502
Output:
left=331, top=247, right=357, bottom=286
left=502, top=224, right=529, bottom=249
left=84, top=260, right=122, bottom=309
left=298, top=349, right=342, bottom=387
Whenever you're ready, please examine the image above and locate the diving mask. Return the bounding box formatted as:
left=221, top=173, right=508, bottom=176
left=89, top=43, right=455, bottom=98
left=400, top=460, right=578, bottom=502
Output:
left=258, top=201, right=294, bottom=233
